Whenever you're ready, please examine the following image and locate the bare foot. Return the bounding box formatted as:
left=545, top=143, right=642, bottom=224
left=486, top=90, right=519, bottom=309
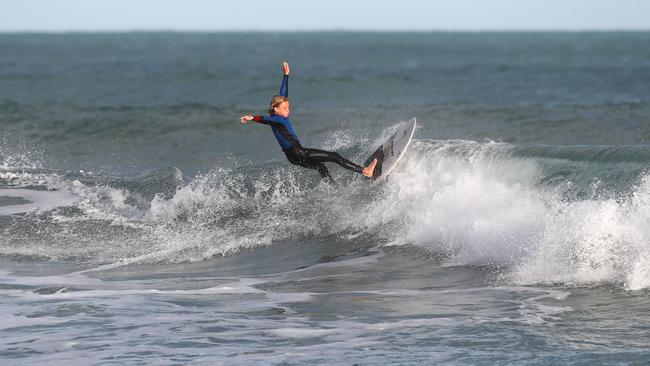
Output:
left=362, top=158, right=378, bottom=177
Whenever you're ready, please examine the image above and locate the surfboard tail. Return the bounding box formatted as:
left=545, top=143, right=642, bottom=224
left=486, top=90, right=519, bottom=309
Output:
left=356, top=118, right=417, bottom=182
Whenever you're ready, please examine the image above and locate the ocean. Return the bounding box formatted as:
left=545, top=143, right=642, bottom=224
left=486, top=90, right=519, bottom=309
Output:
left=1, top=32, right=650, bottom=365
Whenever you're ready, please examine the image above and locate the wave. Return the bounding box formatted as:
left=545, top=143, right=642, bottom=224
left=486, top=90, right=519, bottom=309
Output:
left=2, top=136, right=650, bottom=289
left=369, top=140, right=650, bottom=290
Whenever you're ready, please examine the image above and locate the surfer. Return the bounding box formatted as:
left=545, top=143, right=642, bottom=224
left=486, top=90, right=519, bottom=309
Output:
left=240, top=62, right=377, bottom=183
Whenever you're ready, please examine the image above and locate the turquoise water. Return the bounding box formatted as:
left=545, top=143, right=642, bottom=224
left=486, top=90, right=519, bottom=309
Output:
left=1, top=32, right=650, bottom=364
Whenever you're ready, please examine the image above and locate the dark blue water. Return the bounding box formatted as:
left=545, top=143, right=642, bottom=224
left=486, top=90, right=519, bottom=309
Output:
left=1, top=32, right=650, bottom=365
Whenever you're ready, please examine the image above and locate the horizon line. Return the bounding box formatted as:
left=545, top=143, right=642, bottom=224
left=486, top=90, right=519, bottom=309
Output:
left=1, top=28, right=649, bottom=34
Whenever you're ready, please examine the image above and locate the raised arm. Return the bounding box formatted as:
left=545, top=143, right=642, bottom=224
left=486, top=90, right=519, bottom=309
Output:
left=279, top=62, right=289, bottom=97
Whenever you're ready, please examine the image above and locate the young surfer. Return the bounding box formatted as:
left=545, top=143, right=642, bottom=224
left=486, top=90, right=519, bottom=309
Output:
left=240, top=62, right=377, bottom=183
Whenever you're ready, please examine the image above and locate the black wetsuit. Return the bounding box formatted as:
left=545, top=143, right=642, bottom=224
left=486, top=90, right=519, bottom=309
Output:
left=252, top=74, right=363, bottom=182
left=283, top=146, right=363, bottom=181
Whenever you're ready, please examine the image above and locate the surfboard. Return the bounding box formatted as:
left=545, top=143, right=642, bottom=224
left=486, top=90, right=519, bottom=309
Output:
left=357, top=118, right=417, bottom=181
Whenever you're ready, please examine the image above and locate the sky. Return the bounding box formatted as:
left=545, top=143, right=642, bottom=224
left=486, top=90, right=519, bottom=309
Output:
left=1, top=0, right=649, bottom=32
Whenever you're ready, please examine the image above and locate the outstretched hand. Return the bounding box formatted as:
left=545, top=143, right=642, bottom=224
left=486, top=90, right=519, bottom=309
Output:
left=240, top=115, right=254, bottom=124
left=282, top=61, right=290, bottom=75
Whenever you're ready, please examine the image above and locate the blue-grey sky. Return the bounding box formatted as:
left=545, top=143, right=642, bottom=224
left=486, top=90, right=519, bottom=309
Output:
left=2, top=0, right=649, bottom=32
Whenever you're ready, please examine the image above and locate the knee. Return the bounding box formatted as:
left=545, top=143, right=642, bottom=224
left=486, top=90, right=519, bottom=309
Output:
left=317, top=165, right=330, bottom=176
left=285, top=156, right=300, bottom=166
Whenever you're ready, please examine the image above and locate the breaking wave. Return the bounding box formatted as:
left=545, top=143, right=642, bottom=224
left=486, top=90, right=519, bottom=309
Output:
left=2, top=131, right=650, bottom=290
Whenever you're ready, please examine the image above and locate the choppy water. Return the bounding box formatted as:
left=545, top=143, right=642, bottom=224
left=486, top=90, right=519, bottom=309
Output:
left=1, top=32, right=650, bottom=365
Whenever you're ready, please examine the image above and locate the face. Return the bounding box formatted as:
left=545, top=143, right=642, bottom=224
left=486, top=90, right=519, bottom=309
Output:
left=274, top=101, right=290, bottom=118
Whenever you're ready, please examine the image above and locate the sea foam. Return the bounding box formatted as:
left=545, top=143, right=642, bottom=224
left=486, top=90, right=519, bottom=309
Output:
left=373, top=140, right=650, bottom=290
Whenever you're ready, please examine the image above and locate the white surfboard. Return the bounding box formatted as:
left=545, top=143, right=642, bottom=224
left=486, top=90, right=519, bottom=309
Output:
left=356, top=118, right=417, bottom=181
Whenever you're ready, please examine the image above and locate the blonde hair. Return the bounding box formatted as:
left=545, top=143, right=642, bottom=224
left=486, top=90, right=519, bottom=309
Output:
left=268, top=95, right=289, bottom=115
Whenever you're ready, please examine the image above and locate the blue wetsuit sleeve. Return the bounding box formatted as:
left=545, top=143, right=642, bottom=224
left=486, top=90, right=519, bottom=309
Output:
left=253, top=115, right=282, bottom=128
left=279, top=74, right=288, bottom=97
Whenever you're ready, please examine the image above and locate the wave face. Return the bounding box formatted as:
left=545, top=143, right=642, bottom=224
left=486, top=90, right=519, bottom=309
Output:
left=2, top=133, right=650, bottom=289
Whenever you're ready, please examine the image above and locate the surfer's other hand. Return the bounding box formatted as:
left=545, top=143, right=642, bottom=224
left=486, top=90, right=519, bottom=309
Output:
left=240, top=115, right=254, bottom=124
left=282, top=62, right=290, bottom=75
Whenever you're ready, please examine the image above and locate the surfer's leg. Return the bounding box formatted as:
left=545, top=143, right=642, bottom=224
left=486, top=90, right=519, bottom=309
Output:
left=315, top=163, right=336, bottom=184
left=305, top=148, right=377, bottom=177
left=284, top=147, right=336, bottom=183
left=303, top=148, right=364, bottom=174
